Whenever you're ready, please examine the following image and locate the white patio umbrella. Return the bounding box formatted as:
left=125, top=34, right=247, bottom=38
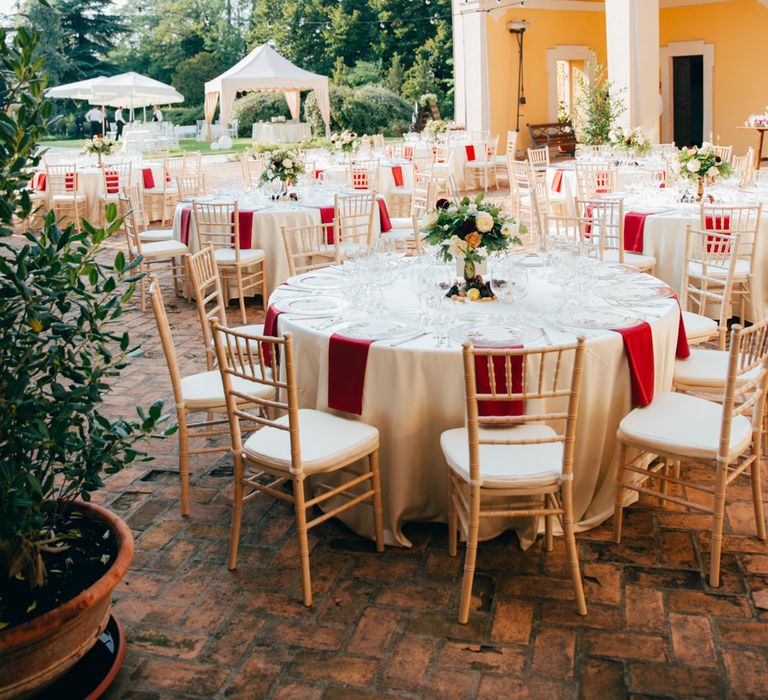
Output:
left=89, top=72, right=184, bottom=111
left=45, top=76, right=108, bottom=100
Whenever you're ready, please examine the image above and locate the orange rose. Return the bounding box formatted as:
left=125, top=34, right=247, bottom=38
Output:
left=465, top=232, right=481, bottom=249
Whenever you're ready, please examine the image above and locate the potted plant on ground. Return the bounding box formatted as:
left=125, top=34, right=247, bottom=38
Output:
left=0, top=25, right=170, bottom=698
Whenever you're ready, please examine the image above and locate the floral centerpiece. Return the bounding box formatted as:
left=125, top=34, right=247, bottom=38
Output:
left=421, top=194, right=524, bottom=300
left=608, top=126, right=650, bottom=157
left=330, top=129, right=360, bottom=154
left=82, top=135, right=116, bottom=165
left=678, top=142, right=732, bottom=200
left=258, top=149, right=304, bottom=194
left=423, top=119, right=447, bottom=140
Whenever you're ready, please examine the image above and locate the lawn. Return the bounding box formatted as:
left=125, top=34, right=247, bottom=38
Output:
left=38, top=137, right=254, bottom=156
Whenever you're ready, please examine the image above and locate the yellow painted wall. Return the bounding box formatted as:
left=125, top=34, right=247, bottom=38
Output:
left=659, top=0, right=768, bottom=154
left=485, top=8, right=607, bottom=153
left=483, top=0, right=768, bottom=156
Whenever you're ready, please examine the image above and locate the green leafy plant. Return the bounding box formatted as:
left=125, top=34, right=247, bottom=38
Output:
left=0, top=25, right=172, bottom=591
left=574, top=51, right=625, bottom=146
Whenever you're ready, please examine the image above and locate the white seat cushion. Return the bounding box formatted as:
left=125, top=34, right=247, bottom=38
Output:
left=214, top=248, right=265, bottom=264
left=144, top=186, right=178, bottom=195
left=390, top=187, right=412, bottom=196
left=52, top=193, right=86, bottom=202
left=181, top=369, right=273, bottom=410
left=134, top=239, right=188, bottom=258
left=603, top=249, right=657, bottom=269
left=688, top=259, right=750, bottom=282
left=440, top=424, right=563, bottom=490
left=140, top=229, right=174, bottom=242
left=618, top=391, right=752, bottom=462
left=389, top=217, right=412, bottom=229
left=683, top=311, right=718, bottom=342
left=673, top=348, right=763, bottom=390
left=99, top=192, right=119, bottom=201
left=243, top=408, right=379, bottom=474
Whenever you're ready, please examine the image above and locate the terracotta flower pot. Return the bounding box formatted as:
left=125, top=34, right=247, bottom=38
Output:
left=0, top=501, right=134, bottom=700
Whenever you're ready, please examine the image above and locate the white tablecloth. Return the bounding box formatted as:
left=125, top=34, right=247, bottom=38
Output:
left=252, top=122, right=312, bottom=144
left=267, top=261, right=681, bottom=547
left=413, top=141, right=487, bottom=189
left=316, top=160, right=413, bottom=206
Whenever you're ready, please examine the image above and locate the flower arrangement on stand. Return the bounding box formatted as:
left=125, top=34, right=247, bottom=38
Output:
left=259, top=149, right=305, bottom=198
left=421, top=194, right=524, bottom=301
left=608, top=126, right=651, bottom=158
left=330, top=129, right=360, bottom=154
left=678, top=142, right=733, bottom=201
left=82, top=135, right=116, bottom=166
left=422, top=119, right=447, bottom=140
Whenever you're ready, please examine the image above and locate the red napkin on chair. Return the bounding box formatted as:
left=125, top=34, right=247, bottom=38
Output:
left=596, top=171, right=610, bottom=194
left=319, top=206, right=335, bottom=243
left=32, top=172, right=46, bottom=192
left=377, top=197, right=392, bottom=232
left=465, top=145, right=476, bottom=162
left=237, top=210, right=254, bottom=249
left=313, top=168, right=325, bottom=180
left=65, top=172, right=77, bottom=191
left=353, top=173, right=369, bottom=191
left=142, top=168, right=155, bottom=189
left=705, top=214, right=732, bottom=252
left=404, top=146, right=414, bottom=160
left=673, top=296, right=691, bottom=360
left=613, top=321, right=655, bottom=407
left=551, top=169, right=564, bottom=193
left=104, top=169, right=119, bottom=194
left=474, top=349, right=524, bottom=417
left=262, top=305, right=283, bottom=369
left=623, top=212, right=648, bottom=254
left=179, top=206, right=192, bottom=245
left=328, top=334, right=374, bottom=414
left=391, top=165, right=404, bottom=187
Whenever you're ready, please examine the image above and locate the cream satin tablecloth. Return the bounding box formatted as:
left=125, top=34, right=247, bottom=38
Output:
left=268, top=262, right=680, bottom=547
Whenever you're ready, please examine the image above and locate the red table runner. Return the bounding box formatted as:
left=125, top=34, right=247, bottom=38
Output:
left=613, top=322, right=655, bottom=407
left=474, top=349, right=524, bottom=417
left=674, top=296, right=691, bottom=360
left=262, top=305, right=283, bottom=369
left=179, top=207, right=254, bottom=248
left=623, top=212, right=648, bottom=254
left=328, top=334, right=374, bottom=414
left=142, top=168, right=155, bottom=189
left=32, top=172, right=46, bottom=192
left=391, top=165, right=404, bottom=187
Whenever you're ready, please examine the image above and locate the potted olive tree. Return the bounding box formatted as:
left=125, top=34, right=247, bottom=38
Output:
left=0, top=26, right=171, bottom=698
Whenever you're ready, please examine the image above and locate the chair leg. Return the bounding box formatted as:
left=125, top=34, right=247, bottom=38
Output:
left=369, top=450, right=385, bottom=553
left=139, top=272, right=147, bottom=312
left=751, top=453, right=767, bottom=540
left=293, top=476, right=313, bottom=606
left=261, top=261, right=268, bottom=311
left=544, top=498, right=554, bottom=553
left=227, top=451, right=245, bottom=570
left=562, top=485, right=587, bottom=616
left=236, top=267, right=247, bottom=324
left=178, top=410, right=191, bottom=517
left=457, top=491, right=480, bottom=624
left=448, top=477, right=458, bottom=558
left=613, top=442, right=628, bottom=543
left=709, top=461, right=730, bottom=587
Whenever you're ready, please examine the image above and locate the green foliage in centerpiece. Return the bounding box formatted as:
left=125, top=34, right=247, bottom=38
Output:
left=82, top=135, right=116, bottom=159
left=421, top=194, right=525, bottom=270
left=330, top=129, right=361, bottom=154
left=258, top=149, right=305, bottom=185
left=608, top=126, right=651, bottom=157
left=677, top=142, right=733, bottom=182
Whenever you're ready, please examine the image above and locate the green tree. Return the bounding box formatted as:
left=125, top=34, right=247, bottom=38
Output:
left=172, top=51, right=220, bottom=105
left=386, top=52, right=404, bottom=94
left=16, top=0, right=68, bottom=85
left=57, top=0, right=124, bottom=80
left=574, top=52, right=626, bottom=145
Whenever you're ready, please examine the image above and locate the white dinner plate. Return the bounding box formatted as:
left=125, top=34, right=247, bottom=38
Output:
left=333, top=319, right=420, bottom=341
left=560, top=308, right=640, bottom=330
left=453, top=323, right=544, bottom=346
left=272, top=296, right=348, bottom=316
left=596, top=283, right=675, bottom=303
left=286, top=272, right=349, bottom=291
left=595, top=263, right=640, bottom=280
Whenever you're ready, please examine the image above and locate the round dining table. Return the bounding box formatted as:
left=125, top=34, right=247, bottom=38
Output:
left=265, top=256, right=685, bottom=547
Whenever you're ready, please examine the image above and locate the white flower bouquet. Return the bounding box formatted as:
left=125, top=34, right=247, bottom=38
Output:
left=258, top=149, right=304, bottom=185
left=677, top=142, right=732, bottom=182
left=330, top=130, right=360, bottom=154
left=608, top=126, right=651, bottom=157
left=422, top=119, right=447, bottom=140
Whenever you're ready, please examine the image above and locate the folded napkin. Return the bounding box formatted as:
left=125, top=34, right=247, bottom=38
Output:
left=236, top=210, right=254, bottom=249
left=353, top=173, right=370, bottom=191
left=705, top=214, right=732, bottom=252
left=474, top=349, right=524, bottom=417
left=32, top=172, right=46, bottom=192
left=179, top=206, right=192, bottom=245
left=142, top=168, right=155, bottom=189
left=65, top=172, right=78, bottom=191
left=595, top=172, right=610, bottom=194
left=623, top=212, right=648, bottom=254
left=262, top=305, right=283, bottom=369
left=391, top=165, right=404, bottom=188
left=613, top=321, right=655, bottom=407
left=465, top=144, right=476, bottom=162
left=328, top=334, right=374, bottom=414
left=319, top=206, right=335, bottom=244
left=377, top=197, right=392, bottom=233
left=673, top=296, right=691, bottom=360
left=551, top=169, right=564, bottom=193
left=313, top=168, right=325, bottom=180
left=104, top=169, right=120, bottom=194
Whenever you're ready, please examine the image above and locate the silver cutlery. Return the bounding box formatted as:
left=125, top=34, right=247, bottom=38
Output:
left=387, top=331, right=430, bottom=347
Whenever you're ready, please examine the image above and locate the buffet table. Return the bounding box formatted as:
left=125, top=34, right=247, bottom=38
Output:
left=265, top=257, right=683, bottom=547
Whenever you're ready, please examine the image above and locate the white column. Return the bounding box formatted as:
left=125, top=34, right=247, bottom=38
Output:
left=451, top=0, right=491, bottom=132
left=605, top=0, right=660, bottom=141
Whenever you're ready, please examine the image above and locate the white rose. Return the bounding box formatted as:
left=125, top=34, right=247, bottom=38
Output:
left=467, top=203, right=478, bottom=214
left=686, top=159, right=702, bottom=173
left=475, top=211, right=494, bottom=233
left=707, top=166, right=719, bottom=177
left=265, top=169, right=274, bottom=178
left=420, top=212, right=438, bottom=229
left=448, top=235, right=468, bottom=257
left=282, top=159, right=293, bottom=169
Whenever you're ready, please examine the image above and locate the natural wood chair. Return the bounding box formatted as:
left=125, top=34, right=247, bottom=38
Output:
left=186, top=245, right=264, bottom=371
left=122, top=185, right=174, bottom=242
left=47, top=163, right=85, bottom=232
left=380, top=171, right=433, bottom=254
left=412, top=151, right=434, bottom=175
left=681, top=226, right=741, bottom=350
left=442, top=339, right=588, bottom=624
left=240, top=152, right=269, bottom=188
left=192, top=201, right=267, bottom=324
left=212, top=325, right=385, bottom=605
left=98, top=161, right=132, bottom=226
left=614, top=322, right=768, bottom=587
left=144, top=156, right=183, bottom=226
left=387, top=142, right=414, bottom=161
left=540, top=213, right=595, bottom=253
left=183, top=151, right=203, bottom=178
left=177, top=174, right=206, bottom=200
left=699, top=203, right=762, bottom=324
left=464, top=135, right=498, bottom=191
left=118, top=191, right=188, bottom=310
left=347, top=158, right=380, bottom=192
left=731, top=149, right=755, bottom=188
left=575, top=197, right=656, bottom=273
left=574, top=161, right=617, bottom=199
left=282, top=223, right=338, bottom=277
left=333, top=191, right=377, bottom=257
left=149, top=281, right=267, bottom=516
left=527, top=145, right=550, bottom=171
left=713, top=144, right=733, bottom=164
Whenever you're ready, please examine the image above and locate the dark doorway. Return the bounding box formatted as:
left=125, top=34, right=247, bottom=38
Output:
left=672, top=55, right=704, bottom=147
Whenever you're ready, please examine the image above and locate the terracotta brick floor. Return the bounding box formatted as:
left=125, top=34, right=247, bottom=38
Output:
left=21, top=167, right=768, bottom=698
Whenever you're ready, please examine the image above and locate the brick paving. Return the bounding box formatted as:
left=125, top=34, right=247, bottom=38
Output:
left=19, top=162, right=768, bottom=698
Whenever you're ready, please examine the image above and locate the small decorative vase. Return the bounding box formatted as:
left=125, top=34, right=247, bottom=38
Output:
left=464, top=257, right=476, bottom=286
left=97, top=152, right=103, bottom=168
left=696, top=176, right=705, bottom=202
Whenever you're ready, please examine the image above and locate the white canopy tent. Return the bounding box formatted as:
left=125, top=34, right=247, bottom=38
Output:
left=204, top=43, right=330, bottom=137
